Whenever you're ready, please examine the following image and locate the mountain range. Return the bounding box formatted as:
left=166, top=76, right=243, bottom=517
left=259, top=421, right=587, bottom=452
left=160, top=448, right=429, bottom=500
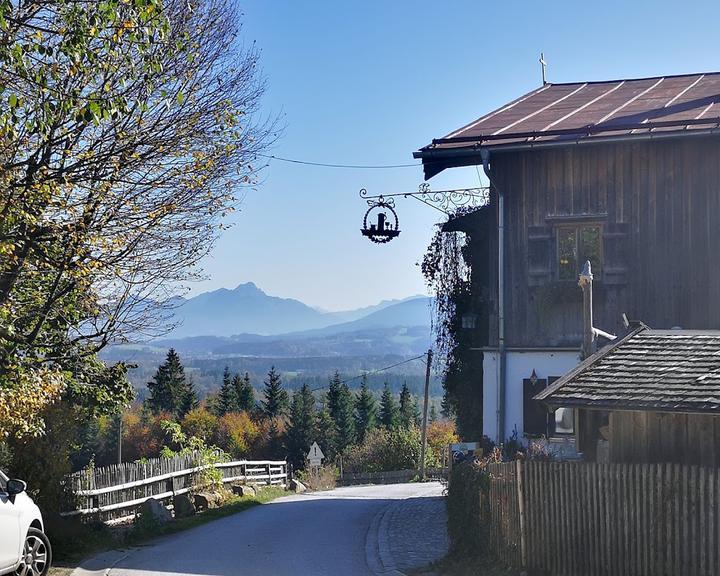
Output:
left=163, top=282, right=430, bottom=338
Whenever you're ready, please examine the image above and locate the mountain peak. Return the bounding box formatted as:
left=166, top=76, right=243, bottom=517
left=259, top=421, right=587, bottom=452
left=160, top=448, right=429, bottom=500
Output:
left=233, top=281, right=263, bottom=293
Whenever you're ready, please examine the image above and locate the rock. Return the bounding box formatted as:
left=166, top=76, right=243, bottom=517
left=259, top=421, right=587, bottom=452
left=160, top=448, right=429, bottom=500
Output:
left=288, top=479, right=306, bottom=493
left=173, top=493, right=196, bottom=518
left=232, top=484, right=257, bottom=497
left=193, top=491, right=222, bottom=511
left=139, top=497, right=171, bottom=524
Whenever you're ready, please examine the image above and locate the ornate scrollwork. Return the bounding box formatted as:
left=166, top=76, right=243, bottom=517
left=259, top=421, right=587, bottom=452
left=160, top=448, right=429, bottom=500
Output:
left=407, top=183, right=490, bottom=214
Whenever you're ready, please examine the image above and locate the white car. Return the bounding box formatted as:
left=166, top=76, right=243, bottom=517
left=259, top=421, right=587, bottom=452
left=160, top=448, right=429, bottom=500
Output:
left=0, top=470, right=51, bottom=576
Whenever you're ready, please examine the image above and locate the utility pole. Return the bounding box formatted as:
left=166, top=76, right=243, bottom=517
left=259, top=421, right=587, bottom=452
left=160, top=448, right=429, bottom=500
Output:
left=419, top=348, right=433, bottom=480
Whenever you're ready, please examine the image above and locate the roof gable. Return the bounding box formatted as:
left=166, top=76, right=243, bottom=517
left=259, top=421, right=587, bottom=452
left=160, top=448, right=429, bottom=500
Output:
left=535, top=326, right=720, bottom=413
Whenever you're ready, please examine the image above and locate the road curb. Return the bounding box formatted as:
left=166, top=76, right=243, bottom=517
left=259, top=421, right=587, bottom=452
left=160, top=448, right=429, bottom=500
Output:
left=69, top=548, right=133, bottom=576
left=366, top=499, right=408, bottom=576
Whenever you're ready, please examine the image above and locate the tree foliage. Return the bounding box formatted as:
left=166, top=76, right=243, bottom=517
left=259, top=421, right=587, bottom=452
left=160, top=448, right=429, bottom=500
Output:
left=354, top=376, right=377, bottom=444
left=216, top=366, right=236, bottom=416
left=0, top=0, right=274, bottom=437
left=327, top=371, right=355, bottom=454
left=285, top=383, right=316, bottom=470
left=261, top=366, right=288, bottom=419
left=234, top=372, right=255, bottom=413
left=379, top=382, right=399, bottom=430
left=145, top=349, right=195, bottom=418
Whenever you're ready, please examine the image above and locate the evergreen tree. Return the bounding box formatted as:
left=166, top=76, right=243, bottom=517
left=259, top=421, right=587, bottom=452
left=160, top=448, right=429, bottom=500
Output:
left=327, top=371, right=355, bottom=453
left=234, top=372, right=255, bottom=413
left=178, top=375, right=199, bottom=418
left=285, top=384, right=317, bottom=470
left=315, top=406, right=336, bottom=461
left=412, top=397, right=422, bottom=427
left=429, top=404, right=439, bottom=423
left=379, top=382, right=399, bottom=429
left=399, top=383, right=415, bottom=429
left=354, top=376, right=377, bottom=443
left=266, top=419, right=285, bottom=460
left=146, top=349, right=194, bottom=418
left=262, top=367, right=289, bottom=418
left=217, top=366, right=237, bottom=416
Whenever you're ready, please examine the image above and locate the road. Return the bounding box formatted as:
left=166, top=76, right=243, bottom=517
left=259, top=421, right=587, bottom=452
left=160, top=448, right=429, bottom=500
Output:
left=74, top=482, right=447, bottom=576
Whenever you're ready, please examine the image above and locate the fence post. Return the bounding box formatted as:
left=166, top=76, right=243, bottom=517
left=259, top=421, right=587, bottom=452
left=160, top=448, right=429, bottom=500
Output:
left=266, top=463, right=272, bottom=485
left=516, top=459, right=528, bottom=569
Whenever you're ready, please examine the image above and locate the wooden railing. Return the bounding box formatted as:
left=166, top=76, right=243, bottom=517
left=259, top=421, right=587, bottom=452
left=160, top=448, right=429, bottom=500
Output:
left=476, top=460, right=720, bottom=576
left=61, top=453, right=286, bottom=521
left=337, top=467, right=448, bottom=486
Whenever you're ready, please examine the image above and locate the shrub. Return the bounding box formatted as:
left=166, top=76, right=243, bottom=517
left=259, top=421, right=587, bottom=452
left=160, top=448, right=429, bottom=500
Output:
left=446, top=459, right=491, bottom=555
left=217, top=411, right=259, bottom=458
left=343, top=426, right=439, bottom=474
left=426, top=419, right=460, bottom=466
left=297, top=465, right=338, bottom=491
left=181, top=408, right=219, bottom=445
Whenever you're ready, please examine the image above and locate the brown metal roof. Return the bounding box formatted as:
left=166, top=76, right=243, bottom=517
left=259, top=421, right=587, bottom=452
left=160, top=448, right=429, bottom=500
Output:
left=535, top=326, right=720, bottom=413
left=416, top=72, right=720, bottom=178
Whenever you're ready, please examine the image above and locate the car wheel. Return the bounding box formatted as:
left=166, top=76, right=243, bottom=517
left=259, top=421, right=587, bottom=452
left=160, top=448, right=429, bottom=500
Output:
left=15, top=528, right=51, bottom=576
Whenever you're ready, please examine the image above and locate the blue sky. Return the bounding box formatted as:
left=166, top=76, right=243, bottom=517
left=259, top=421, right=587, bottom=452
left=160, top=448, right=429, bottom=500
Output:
left=192, top=0, right=720, bottom=311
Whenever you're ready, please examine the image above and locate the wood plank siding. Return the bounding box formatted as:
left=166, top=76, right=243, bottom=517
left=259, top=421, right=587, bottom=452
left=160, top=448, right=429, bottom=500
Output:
left=485, top=135, right=720, bottom=348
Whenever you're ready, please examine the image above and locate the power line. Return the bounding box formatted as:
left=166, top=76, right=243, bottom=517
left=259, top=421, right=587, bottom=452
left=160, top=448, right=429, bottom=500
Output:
left=256, top=153, right=421, bottom=170
left=310, top=353, right=428, bottom=392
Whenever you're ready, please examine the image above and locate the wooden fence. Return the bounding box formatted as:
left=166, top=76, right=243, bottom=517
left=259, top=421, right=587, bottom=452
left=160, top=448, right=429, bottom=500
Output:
left=62, top=453, right=287, bottom=522
left=337, top=467, right=448, bottom=486
left=479, top=461, right=720, bottom=576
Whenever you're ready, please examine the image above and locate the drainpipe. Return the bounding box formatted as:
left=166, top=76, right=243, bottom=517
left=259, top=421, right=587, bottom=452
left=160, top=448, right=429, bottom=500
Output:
left=481, top=148, right=506, bottom=443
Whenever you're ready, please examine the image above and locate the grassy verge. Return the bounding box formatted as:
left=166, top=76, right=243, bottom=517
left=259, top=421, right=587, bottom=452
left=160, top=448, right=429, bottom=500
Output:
left=48, top=486, right=287, bottom=574
left=414, top=553, right=519, bottom=576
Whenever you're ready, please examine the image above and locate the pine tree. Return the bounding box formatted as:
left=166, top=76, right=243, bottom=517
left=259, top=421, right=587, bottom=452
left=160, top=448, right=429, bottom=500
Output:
left=146, top=349, right=193, bottom=418
left=266, top=419, right=285, bottom=459
left=379, top=382, right=399, bottom=429
left=262, top=367, right=289, bottom=418
left=315, top=406, right=336, bottom=461
left=399, top=383, right=415, bottom=429
left=354, top=376, right=377, bottom=443
left=429, top=404, right=439, bottom=423
left=327, top=371, right=355, bottom=453
left=217, top=366, right=237, bottom=416
left=285, top=384, right=317, bottom=470
left=178, top=375, right=199, bottom=418
left=234, top=372, right=255, bottom=413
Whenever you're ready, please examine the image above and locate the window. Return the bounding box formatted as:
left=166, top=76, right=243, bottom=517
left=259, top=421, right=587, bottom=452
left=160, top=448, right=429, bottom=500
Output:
left=557, top=225, right=602, bottom=280
left=554, top=407, right=574, bottom=435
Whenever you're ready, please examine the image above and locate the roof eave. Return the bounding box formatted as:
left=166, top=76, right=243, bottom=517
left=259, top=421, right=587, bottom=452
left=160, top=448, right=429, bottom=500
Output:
left=415, top=128, right=720, bottom=179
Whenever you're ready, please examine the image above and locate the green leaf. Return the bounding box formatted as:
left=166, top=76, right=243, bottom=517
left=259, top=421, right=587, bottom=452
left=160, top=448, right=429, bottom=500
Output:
left=176, top=92, right=184, bottom=105
left=8, top=93, right=17, bottom=108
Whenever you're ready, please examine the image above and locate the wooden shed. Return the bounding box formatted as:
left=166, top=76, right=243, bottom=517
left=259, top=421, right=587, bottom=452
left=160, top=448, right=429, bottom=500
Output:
left=535, top=325, right=720, bottom=466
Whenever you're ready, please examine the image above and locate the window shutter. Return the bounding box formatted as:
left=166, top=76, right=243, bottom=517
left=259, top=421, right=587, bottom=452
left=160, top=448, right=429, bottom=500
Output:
left=523, top=377, right=548, bottom=436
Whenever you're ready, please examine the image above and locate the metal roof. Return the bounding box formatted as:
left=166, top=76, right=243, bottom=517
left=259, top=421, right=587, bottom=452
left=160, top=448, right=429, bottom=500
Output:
left=415, top=72, right=720, bottom=178
left=535, top=326, right=720, bottom=413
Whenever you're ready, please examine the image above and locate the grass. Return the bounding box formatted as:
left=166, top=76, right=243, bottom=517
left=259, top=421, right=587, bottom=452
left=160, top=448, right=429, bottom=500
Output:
left=48, top=486, right=287, bottom=575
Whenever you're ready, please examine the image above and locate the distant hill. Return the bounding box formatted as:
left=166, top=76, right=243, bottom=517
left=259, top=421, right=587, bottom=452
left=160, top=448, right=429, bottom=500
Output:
left=164, top=282, right=428, bottom=338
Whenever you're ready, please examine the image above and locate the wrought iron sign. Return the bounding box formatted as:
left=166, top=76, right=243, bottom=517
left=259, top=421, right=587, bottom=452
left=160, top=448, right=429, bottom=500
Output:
left=360, top=193, right=400, bottom=243
left=359, top=184, right=490, bottom=244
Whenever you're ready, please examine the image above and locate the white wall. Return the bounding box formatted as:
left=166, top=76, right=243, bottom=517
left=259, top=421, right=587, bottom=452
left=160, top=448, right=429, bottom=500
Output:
left=483, top=350, right=580, bottom=442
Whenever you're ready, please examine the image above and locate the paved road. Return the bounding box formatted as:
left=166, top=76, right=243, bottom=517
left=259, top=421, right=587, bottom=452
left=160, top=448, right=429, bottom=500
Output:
left=74, top=482, right=447, bottom=576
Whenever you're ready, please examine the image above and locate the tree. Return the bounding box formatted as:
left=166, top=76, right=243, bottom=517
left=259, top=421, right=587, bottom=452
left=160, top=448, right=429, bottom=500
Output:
left=261, top=367, right=288, bottom=419
left=315, top=407, right=336, bottom=461
left=379, top=383, right=399, bottom=429
left=327, top=372, right=355, bottom=453
left=429, top=404, right=439, bottom=423
left=285, top=384, right=316, bottom=470
left=399, top=383, right=416, bottom=429
left=216, top=367, right=237, bottom=416
left=234, top=372, right=255, bottom=413
left=0, top=0, right=275, bottom=437
left=146, top=349, right=194, bottom=418
left=354, top=376, right=377, bottom=443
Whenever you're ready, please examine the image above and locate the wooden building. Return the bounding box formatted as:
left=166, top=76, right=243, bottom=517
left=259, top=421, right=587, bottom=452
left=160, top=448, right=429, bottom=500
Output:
left=535, top=325, right=720, bottom=466
left=414, top=72, right=720, bottom=443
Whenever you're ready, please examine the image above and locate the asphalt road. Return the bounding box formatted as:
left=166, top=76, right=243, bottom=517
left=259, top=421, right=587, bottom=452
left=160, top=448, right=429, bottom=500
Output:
left=74, top=482, right=447, bottom=576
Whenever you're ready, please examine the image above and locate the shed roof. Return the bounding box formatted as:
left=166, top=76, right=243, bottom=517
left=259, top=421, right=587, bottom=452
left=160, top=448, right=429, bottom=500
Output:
left=415, top=72, right=720, bottom=178
left=535, top=326, right=720, bottom=414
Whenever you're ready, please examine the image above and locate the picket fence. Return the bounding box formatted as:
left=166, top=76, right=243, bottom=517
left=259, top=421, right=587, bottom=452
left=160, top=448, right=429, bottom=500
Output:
left=481, top=460, right=720, bottom=576
left=62, top=453, right=287, bottom=522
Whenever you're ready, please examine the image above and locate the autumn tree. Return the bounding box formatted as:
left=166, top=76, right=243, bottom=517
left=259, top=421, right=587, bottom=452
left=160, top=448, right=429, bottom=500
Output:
left=261, top=367, right=288, bottom=419
left=379, top=383, right=399, bottom=429
left=354, top=376, right=377, bottom=443
left=0, top=0, right=274, bottom=437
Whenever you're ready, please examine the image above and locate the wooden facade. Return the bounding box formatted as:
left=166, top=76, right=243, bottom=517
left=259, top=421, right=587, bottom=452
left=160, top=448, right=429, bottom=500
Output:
left=481, top=135, right=720, bottom=348
left=609, top=410, right=720, bottom=467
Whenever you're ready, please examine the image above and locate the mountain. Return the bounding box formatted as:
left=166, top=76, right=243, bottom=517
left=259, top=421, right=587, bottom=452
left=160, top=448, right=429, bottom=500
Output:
left=165, top=283, right=429, bottom=338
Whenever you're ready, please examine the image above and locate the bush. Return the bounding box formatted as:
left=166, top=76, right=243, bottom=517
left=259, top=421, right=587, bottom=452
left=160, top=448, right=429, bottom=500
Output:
left=446, top=460, right=491, bottom=555
left=427, top=419, right=460, bottom=466
left=216, top=411, right=259, bottom=458
left=181, top=408, right=219, bottom=445
left=297, top=465, right=337, bottom=491
left=343, top=426, right=439, bottom=474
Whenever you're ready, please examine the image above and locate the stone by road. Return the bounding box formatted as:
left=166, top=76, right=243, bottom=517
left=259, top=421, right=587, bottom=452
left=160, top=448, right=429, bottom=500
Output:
left=72, top=482, right=448, bottom=576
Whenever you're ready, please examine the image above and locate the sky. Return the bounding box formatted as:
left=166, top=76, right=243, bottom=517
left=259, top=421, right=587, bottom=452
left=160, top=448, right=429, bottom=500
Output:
left=191, top=0, right=720, bottom=311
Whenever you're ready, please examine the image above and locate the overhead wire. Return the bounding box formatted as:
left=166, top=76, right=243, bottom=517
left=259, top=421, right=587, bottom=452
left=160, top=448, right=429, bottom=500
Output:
left=255, top=153, right=421, bottom=169
left=310, top=353, right=428, bottom=392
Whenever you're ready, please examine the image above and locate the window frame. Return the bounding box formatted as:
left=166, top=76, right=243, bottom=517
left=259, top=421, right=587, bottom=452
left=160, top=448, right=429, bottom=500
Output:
left=555, top=223, right=604, bottom=281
